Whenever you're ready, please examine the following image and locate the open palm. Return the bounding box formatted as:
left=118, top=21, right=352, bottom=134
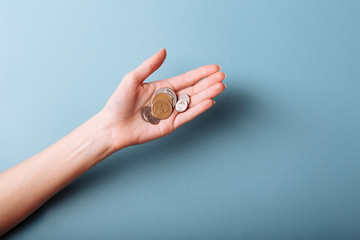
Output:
left=100, top=48, right=225, bottom=151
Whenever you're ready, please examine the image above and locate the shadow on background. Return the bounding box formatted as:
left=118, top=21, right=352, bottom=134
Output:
left=5, top=84, right=259, bottom=238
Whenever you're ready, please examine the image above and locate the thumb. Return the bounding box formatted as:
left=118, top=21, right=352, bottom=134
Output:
left=125, top=48, right=167, bottom=85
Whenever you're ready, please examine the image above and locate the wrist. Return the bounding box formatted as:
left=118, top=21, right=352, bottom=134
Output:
left=81, top=112, right=118, bottom=161
left=90, top=110, right=128, bottom=155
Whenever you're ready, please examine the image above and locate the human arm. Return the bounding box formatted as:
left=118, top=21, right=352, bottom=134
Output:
left=0, top=48, right=225, bottom=235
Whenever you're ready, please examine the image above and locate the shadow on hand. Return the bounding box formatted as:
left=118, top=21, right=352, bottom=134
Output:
left=5, top=85, right=258, bottom=238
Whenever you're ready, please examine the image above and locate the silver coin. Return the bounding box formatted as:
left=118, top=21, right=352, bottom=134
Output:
left=155, top=88, right=167, bottom=95
left=147, top=111, right=161, bottom=125
left=178, top=93, right=190, bottom=104
left=160, top=87, right=176, bottom=99
left=154, top=88, right=177, bottom=107
left=175, top=99, right=188, bottom=112
left=156, top=87, right=176, bottom=99
left=156, top=87, right=175, bottom=95
left=162, top=87, right=176, bottom=96
left=166, top=92, right=177, bottom=107
left=140, top=106, right=151, bottom=122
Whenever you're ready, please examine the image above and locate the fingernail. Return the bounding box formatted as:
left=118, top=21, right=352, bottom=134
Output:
left=223, top=83, right=227, bottom=89
left=158, top=48, right=166, bottom=53
left=218, top=65, right=222, bottom=70
left=213, top=100, right=216, bottom=105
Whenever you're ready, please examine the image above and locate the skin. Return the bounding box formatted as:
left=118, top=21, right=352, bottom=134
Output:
left=0, top=48, right=226, bottom=235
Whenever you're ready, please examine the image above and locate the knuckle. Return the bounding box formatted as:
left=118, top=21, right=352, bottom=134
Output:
left=124, top=72, right=135, bottom=81
left=147, top=61, right=156, bottom=72
left=193, top=84, right=200, bottom=94
left=204, top=88, right=211, bottom=98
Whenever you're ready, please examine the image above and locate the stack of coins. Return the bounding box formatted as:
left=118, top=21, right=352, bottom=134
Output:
left=140, top=87, right=178, bottom=125
left=151, top=87, right=177, bottom=120
left=175, top=93, right=190, bottom=112
left=153, top=88, right=177, bottom=108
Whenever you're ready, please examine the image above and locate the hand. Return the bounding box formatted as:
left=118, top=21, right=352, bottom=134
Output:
left=99, top=48, right=226, bottom=152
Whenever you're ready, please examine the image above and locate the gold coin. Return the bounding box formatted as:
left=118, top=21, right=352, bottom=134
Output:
left=152, top=99, right=173, bottom=119
left=151, top=93, right=173, bottom=105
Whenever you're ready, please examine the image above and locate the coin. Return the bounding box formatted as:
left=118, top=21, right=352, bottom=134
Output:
left=155, top=87, right=177, bottom=107
left=147, top=112, right=161, bottom=125
left=175, top=98, right=188, bottom=112
left=140, top=106, right=160, bottom=124
left=152, top=99, right=173, bottom=119
left=164, top=88, right=177, bottom=100
left=140, top=106, right=151, bottom=122
left=178, top=93, right=190, bottom=104
left=155, top=87, right=175, bottom=95
left=151, top=93, right=173, bottom=105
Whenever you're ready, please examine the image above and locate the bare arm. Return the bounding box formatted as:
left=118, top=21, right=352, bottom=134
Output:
left=0, top=113, right=113, bottom=234
left=0, top=49, right=225, bottom=235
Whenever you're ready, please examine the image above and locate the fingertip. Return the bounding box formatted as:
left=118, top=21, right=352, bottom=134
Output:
left=159, top=48, right=167, bottom=57
left=214, top=64, right=221, bottom=72
left=151, top=48, right=167, bottom=70
left=157, top=48, right=167, bottom=61
left=206, top=98, right=216, bottom=109
left=215, top=82, right=226, bottom=92
left=216, top=71, right=226, bottom=81
left=207, top=64, right=221, bottom=73
left=205, top=98, right=216, bottom=107
left=220, top=71, right=226, bottom=79
left=212, top=82, right=226, bottom=98
left=152, top=48, right=166, bottom=63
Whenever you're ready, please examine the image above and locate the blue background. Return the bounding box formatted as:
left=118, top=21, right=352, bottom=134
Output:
left=1, top=0, right=360, bottom=239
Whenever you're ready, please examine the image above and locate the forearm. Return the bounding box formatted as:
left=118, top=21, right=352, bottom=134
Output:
left=0, top=112, right=116, bottom=235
